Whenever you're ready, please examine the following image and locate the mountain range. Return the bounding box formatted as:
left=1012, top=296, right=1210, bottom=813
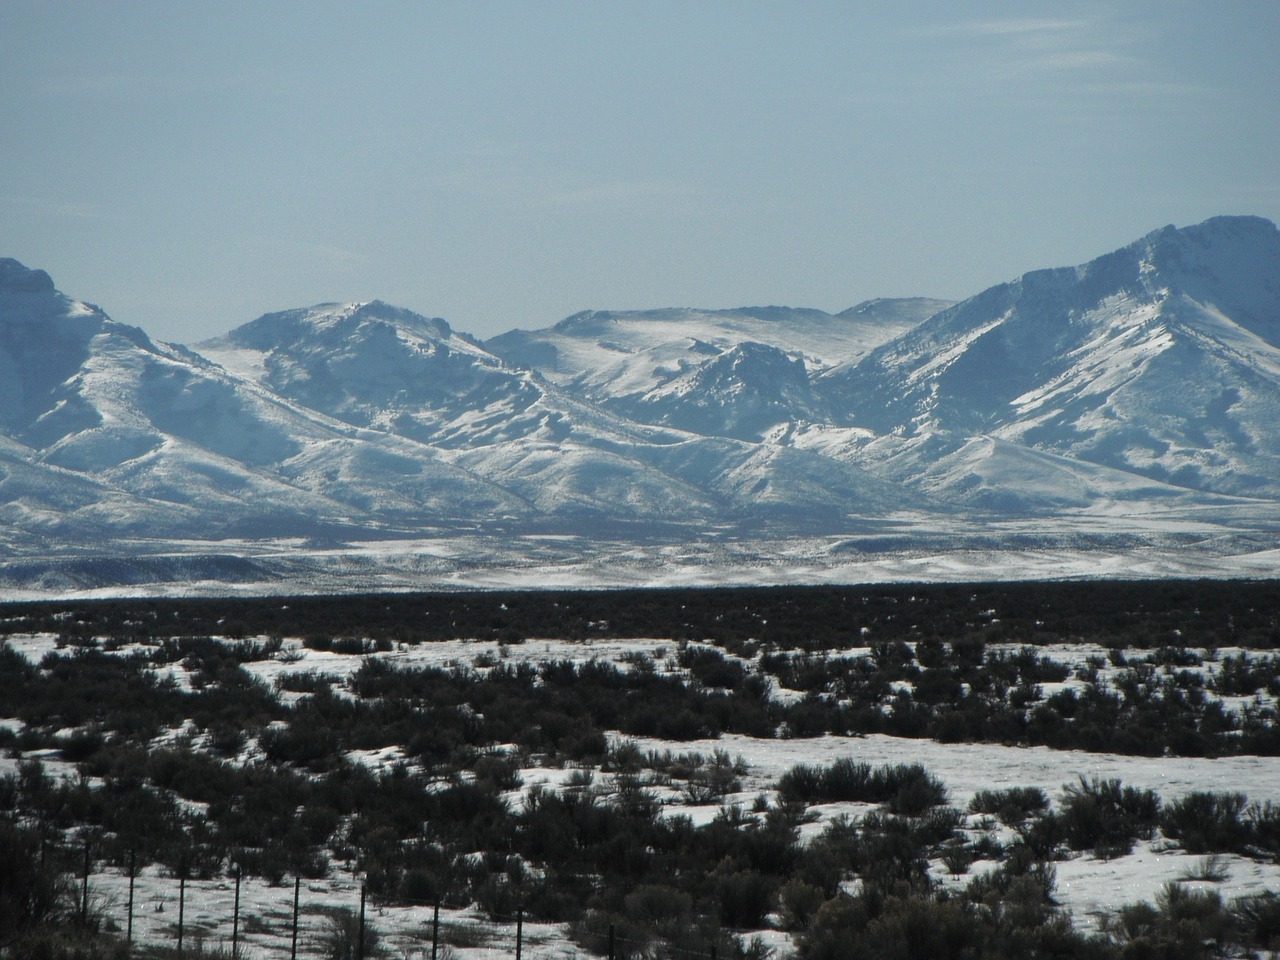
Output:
left=1, top=215, right=1277, bottom=593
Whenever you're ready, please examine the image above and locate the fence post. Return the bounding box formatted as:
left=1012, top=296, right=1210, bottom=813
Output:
left=178, top=872, right=186, bottom=956
left=232, top=868, right=241, bottom=960
left=711, top=944, right=717, bottom=960
left=127, top=849, right=136, bottom=948
left=291, top=877, right=300, bottom=960
left=431, top=898, right=440, bottom=960
left=81, top=838, right=90, bottom=923
left=608, top=923, right=615, bottom=960
left=358, top=883, right=367, bottom=960
left=516, top=906, right=523, bottom=960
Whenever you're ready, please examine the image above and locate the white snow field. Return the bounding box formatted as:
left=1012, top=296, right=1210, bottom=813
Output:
left=4, top=631, right=1278, bottom=959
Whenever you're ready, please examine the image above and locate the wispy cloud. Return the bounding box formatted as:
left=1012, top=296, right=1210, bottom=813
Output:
left=918, top=12, right=1198, bottom=96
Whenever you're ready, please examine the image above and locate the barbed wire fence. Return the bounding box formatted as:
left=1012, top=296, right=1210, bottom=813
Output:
left=59, top=840, right=747, bottom=960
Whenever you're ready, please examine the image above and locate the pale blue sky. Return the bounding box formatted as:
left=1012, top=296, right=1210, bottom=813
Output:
left=2, top=2, right=1277, bottom=343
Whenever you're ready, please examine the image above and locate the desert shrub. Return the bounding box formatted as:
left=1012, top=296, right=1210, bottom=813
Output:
left=880, top=764, right=948, bottom=815
left=969, top=786, right=1049, bottom=826
left=1105, top=883, right=1232, bottom=960
left=275, top=670, right=338, bottom=693
left=969, top=831, right=1006, bottom=861
left=800, top=893, right=986, bottom=960
left=331, top=637, right=379, bottom=656
left=777, top=760, right=945, bottom=813
left=778, top=878, right=826, bottom=930
left=1160, top=791, right=1249, bottom=854
left=571, top=909, right=653, bottom=960
left=913, top=667, right=964, bottom=705
left=206, top=722, right=248, bottom=757
left=0, top=821, right=73, bottom=942
left=913, top=806, right=966, bottom=845
left=682, top=753, right=743, bottom=804
left=1233, top=891, right=1280, bottom=952
left=55, top=728, right=106, bottom=763
left=680, top=645, right=750, bottom=691
left=320, top=906, right=382, bottom=960
left=1059, top=777, right=1160, bottom=858
left=798, top=896, right=871, bottom=960
left=871, top=639, right=917, bottom=673
left=777, top=764, right=826, bottom=803
left=964, top=853, right=1057, bottom=914
left=815, top=758, right=875, bottom=802
left=1149, top=646, right=1203, bottom=668
left=714, top=868, right=777, bottom=929
left=620, top=884, right=694, bottom=941
left=259, top=722, right=339, bottom=771
left=853, top=813, right=932, bottom=893
left=1178, top=854, right=1230, bottom=882
left=941, top=841, right=974, bottom=875
left=1246, top=800, right=1280, bottom=857
left=1212, top=653, right=1280, bottom=696
left=472, top=752, right=523, bottom=790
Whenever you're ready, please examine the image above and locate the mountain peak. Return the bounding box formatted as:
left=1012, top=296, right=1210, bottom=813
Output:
left=837, top=297, right=954, bottom=323
left=217, top=299, right=452, bottom=352
left=1152, top=213, right=1277, bottom=244
left=0, top=258, right=56, bottom=296
left=1130, top=214, right=1280, bottom=340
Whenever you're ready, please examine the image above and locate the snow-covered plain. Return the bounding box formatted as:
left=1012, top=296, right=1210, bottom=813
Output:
left=5, top=632, right=1278, bottom=958
left=3, top=511, right=1279, bottom=600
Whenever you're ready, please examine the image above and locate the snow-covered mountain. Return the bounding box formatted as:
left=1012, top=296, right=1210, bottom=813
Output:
left=815, top=215, right=1280, bottom=501
left=488, top=301, right=947, bottom=439
left=1, top=216, right=1277, bottom=592
left=197, top=299, right=919, bottom=524
left=0, top=259, right=528, bottom=540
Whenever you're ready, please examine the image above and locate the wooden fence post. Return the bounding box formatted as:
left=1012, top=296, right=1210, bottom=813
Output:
left=232, top=868, right=241, bottom=959
left=177, top=873, right=186, bottom=956
left=127, top=849, right=136, bottom=948
left=358, top=883, right=367, bottom=960
left=291, top=877, right=300, bottom=960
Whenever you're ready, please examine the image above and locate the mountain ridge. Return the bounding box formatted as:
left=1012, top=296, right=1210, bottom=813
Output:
left=1, top=216, right=1277, bottom=591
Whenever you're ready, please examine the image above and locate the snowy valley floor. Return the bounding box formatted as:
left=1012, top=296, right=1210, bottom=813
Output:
left=3, top=623, right=1279, bottom=959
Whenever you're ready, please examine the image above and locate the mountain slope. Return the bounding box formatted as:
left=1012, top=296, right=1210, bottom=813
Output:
left=199, top=300, right=925, bottom=521
left=2, top=216, right=1278, bottom=591
left=487, top=301, right=947, bottom=437
left=817, top=216, right=1280, bottom=499
left=0, top=260, right=529, bottom=536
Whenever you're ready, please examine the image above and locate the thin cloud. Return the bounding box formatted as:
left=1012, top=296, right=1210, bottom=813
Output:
left=921, top=11, right=1189, bottom=95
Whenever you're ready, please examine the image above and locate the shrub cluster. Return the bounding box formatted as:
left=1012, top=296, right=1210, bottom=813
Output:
left=777, top=760, right=947, bottom=815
